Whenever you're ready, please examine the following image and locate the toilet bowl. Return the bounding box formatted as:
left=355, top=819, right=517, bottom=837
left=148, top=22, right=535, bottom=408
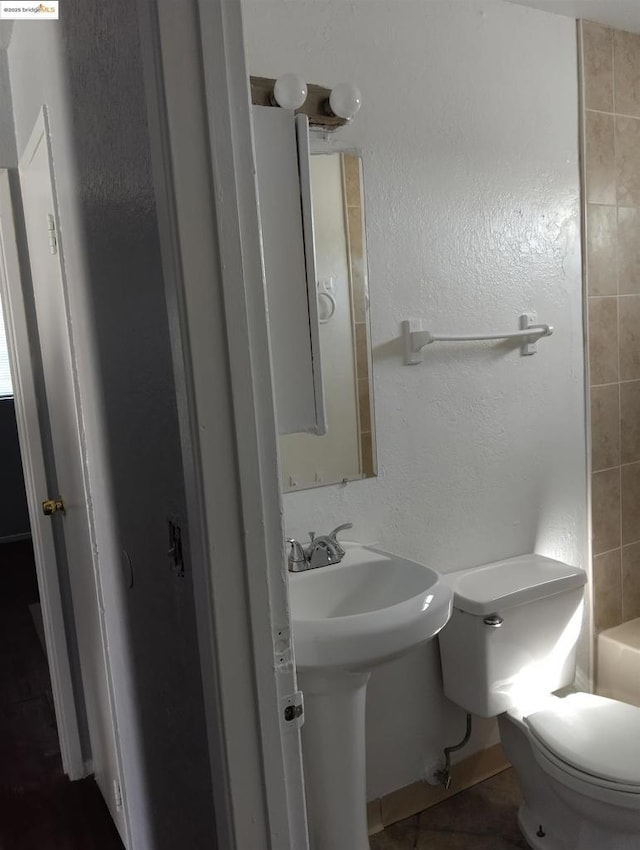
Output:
left=500, top=694, right=640, bottom=849
left=437, top=554, right=640, bottom=850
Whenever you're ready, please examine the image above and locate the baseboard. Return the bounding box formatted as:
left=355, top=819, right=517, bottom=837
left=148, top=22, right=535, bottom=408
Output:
left=0, top=532, right=32, bottom=544
left=367, top=742, right=509, bottom=835
left=367, top=798, right=384, bottom=835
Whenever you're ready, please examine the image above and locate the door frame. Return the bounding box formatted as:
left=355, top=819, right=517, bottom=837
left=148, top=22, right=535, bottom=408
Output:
left=2, top=0, right=310, bottom=842
left=137, top=0, right=309, bottom=847
left=0, top=167, right=85, bottom=779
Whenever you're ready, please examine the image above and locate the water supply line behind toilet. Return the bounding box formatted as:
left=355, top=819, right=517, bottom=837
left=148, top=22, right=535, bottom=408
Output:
left=434, top=713, right=472, bottom=790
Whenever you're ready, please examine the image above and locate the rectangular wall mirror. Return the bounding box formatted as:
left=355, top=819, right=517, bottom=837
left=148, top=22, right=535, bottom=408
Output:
left=280, top=152, right=377, bottom=492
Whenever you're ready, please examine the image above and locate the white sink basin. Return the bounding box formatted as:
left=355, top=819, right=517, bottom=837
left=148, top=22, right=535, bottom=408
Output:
left=289, top=543, right=452, bottom=672
left=288, top=543, right=452, bottom=850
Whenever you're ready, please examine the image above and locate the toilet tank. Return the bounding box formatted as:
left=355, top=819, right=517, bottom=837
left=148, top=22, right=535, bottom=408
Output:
left=437, top=555, right=586, bottom=718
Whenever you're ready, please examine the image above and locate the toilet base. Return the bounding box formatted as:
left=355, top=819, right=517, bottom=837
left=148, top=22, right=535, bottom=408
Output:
left=499, top=712, right=576, bottom=849
left=518, top=804, right=566, bottom=850
left=500, top=710, right=640, bottom=850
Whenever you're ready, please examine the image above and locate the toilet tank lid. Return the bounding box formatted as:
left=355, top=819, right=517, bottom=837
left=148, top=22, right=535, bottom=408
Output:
left=445, top=554, right=586, bottom=616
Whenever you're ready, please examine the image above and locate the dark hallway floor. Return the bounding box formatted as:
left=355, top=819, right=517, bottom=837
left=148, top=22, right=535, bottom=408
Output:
left=0, top=539, right=125, bottom=849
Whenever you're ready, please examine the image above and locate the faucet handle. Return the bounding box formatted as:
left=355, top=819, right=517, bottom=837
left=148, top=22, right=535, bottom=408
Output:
left=328, top=522, right=353, bottom=540
left=287, top=538, right=306, bottom=571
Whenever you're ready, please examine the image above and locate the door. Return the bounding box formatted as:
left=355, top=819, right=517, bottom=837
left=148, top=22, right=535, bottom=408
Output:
left=19, top=111, right=127, bottom=842
left=0, top=169, right=84, bottom=780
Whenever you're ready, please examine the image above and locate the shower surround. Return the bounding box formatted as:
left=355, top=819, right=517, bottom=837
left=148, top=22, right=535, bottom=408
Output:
left=581, top=20, right=640, bottom=639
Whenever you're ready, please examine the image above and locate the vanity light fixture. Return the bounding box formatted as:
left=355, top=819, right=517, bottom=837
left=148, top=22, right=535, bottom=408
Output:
left=326, top=82, right=362, bottom=121
left=251, top=75, right=361, bottom=130
left=271, top=73, right=308, bottom=110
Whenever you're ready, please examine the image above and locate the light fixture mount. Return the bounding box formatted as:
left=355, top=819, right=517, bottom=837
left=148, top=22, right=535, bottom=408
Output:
left=251, top=76, right=360, bottom=130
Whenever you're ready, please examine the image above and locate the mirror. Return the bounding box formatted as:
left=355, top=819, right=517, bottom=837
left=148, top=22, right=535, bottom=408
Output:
left=280, top=153, right=377, bottom=492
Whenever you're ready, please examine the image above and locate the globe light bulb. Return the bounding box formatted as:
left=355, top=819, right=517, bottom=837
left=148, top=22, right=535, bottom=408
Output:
left=328, top=82, right=362, bottom=120
left=272, top=73, right=308, bottom=110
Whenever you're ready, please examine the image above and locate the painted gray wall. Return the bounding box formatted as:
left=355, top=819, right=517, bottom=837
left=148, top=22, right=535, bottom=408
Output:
left=0, top=49, right=16, bottom=165
left=0, top=398, right=29, bottom=539
left=7, top=4, right=216, bottom=847
left=0, top=50, right=25, bottom=544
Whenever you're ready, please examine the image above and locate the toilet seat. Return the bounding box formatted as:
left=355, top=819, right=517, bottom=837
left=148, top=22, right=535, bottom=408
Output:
left=525, top=693, right=640, bottom=794
left=529, top=735, right=640, bottom=820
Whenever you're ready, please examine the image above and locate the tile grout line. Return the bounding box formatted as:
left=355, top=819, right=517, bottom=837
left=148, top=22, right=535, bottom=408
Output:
left=611, top=29, right=616, bottom=117
left=587, top=202, right=640, bottom=211
left=587, top=109, right=640, bottom=122
left=595, top=460, right=640, bottom=474
left=584, top=24, right=600, bottom=640
left=594, top=545, right=621, bottom=558
left=611, top=30, right=625, bottom=625
left=592, top=542, right=640, bottom=557
left=580, top=22, right=598, bottom=655
left=592, top=378, right=640, bottom=389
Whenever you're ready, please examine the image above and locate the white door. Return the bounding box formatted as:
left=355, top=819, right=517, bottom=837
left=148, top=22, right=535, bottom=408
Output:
left=0, top=169, right=84, bottom=781
left=19, top=111, right=127, bottom=842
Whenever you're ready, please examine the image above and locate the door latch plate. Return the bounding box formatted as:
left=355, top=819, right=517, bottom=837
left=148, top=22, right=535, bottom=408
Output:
left=281, top=690, right=304, bottom=731
left=42, top=497, right=65, bottom=516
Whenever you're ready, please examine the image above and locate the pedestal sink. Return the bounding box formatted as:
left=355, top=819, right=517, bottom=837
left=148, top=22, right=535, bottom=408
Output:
left=288, top=543, right=452, bottom=850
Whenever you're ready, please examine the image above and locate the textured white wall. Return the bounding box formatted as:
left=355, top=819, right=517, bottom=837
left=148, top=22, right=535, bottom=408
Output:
left=243, top=0, right=588, bottom=797
left=0, top=49, right=24, bottom=541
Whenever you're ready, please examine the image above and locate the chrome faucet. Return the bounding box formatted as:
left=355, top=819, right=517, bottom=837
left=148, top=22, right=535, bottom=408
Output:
left=287, top=523, right=353, bottom=572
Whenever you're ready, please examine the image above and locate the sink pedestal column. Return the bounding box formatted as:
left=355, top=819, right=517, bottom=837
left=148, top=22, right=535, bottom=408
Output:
left=298, top=669, right=371, bottom=850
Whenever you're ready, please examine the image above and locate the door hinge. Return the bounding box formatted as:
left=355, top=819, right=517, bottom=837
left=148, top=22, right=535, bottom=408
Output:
left=47, top=213, right=58, bottom=255
left=280, top=690, right=304, bottom=731
left=113, top=778, right=123, bottom=810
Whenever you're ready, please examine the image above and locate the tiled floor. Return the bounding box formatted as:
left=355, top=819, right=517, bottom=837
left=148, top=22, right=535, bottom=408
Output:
left=370, top=768, right=529, bottom=850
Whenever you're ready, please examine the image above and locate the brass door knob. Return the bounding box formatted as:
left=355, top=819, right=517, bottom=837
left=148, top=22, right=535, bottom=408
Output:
left=42, top=498, right=65, bottom=516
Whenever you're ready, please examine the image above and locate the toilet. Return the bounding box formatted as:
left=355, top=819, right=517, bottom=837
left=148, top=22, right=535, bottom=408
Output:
left=437, top=553, right=640, bottom=850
